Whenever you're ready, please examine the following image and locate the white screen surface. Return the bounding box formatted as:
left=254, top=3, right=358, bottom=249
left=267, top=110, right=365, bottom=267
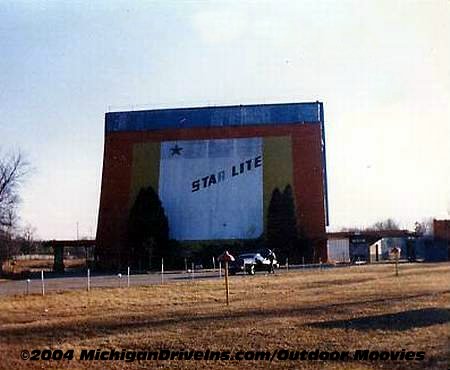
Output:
left=158, top=138, right=263, bottom=240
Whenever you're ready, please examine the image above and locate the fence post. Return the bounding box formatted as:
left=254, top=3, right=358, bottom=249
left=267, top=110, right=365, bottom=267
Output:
left=224, top=261, right=230, bottom=305
left=41, top=270, right=45, bottom=296
left=191, top=262, right=195, bottom=280
left=393, top=247, right=400, bottom=277
left=161, top=258, right=164, bottom=284
left=286, top=258, right=289, bottom=272
left=26, top=279, right=30, bottom=295
left=87, top=268, right=91, bottom=292
left=127, top=266, right=130, bottom=288
left=219, top=261, right=222, bottom=278
left=218, top=251, right=235, bottom=306
left=212, top=256, right=216, bottom=272
left=118, top=273, right=122, bottom=288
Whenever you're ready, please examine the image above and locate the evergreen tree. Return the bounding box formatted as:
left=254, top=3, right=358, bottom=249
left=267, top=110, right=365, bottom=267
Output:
left=127, top=186, right=169, bottom=270
left=266, top=184, right=310, bottom=262
left=266, top=187, right=283, bottom=253
left=280, top=185, right=298, bottom=258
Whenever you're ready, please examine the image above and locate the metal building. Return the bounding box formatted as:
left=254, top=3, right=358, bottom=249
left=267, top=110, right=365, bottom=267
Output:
left=327, top=238, right=350, bottom=263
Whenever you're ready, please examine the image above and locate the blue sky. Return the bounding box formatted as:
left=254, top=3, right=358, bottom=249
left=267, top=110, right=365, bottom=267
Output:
left=1, top=0, right=449, bottom=239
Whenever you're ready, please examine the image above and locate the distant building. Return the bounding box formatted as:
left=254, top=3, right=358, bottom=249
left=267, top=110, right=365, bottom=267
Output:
left=368, top=237, right=407, bottom=263
left=327, top=238, right=350, bottom=263
left=327, top=230, right=416, bottom=263
left=327, top=226, right=449, bottom=264
left=433, top=219, right=450, bottom=260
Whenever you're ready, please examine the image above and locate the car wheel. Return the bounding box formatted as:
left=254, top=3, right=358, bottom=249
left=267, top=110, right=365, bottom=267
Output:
left=246, top=265, right=255, bottom=275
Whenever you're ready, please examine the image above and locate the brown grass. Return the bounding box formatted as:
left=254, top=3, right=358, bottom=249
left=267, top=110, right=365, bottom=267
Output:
left=0, top=263, right=449, bottom=369
left=2, top=258, right=86, bottom=274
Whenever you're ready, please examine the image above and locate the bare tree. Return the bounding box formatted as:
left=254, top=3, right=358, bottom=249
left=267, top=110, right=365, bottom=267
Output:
left=0, top=150, right=29, bottom=231
left=19, top=223, right=37, bottom=255
left=414, top=218, right=433, bottom=236
left=369, top=218, right=401, bottom=231
left=0, top=150, right=30, bottom=272
left=339, top=226, right=364, bottom=232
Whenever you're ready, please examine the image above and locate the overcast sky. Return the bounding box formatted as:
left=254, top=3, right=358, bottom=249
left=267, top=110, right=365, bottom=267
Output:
left=1, top=0, right=449, bottom=239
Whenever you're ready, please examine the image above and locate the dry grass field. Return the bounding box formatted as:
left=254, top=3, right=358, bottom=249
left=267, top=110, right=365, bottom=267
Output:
left=2, top=258, right=86, bottom=275
left=0, top=263, right=449, bottom=369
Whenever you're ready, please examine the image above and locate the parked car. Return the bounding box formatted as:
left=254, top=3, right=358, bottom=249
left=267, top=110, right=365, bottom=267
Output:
left=229, top=250, right=279, bottom=275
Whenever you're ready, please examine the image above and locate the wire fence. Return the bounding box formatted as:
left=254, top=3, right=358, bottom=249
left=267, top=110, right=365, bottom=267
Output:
left=1, top=259, right=353, bottom=297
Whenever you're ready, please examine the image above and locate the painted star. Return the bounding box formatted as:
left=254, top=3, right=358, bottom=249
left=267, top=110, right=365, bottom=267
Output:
left=170, top=144, right=183, bottom=156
